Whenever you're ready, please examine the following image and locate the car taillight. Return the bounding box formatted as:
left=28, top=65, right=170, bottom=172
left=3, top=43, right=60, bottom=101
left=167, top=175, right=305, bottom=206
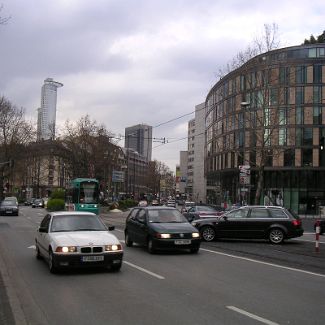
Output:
left=292, top=219, right=301, bottom=227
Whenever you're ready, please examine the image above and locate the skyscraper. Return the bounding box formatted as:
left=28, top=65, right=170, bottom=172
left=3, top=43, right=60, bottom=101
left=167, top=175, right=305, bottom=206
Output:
left=37, top=78, right=63, bottom=140
left=124, top=124, right=152, bottom=161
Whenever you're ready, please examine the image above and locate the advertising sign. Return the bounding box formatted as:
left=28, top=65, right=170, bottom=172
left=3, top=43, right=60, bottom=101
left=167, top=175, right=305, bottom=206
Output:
left=239, top=165, right=250, bottom=185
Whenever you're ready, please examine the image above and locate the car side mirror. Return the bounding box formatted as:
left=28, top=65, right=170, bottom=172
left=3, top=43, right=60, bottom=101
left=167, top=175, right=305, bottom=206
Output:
left=108, top=225, right=115, bottom=231
left=38, top=226, right=48, bottom=233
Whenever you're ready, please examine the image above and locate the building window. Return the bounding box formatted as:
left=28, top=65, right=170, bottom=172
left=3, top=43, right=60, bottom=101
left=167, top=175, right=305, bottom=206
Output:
left=284, top=148, right=295, bottom=166
left=279, top=128, right=287, bottom=145
left=240, top=75, right=246, bottom=91
left=279, top=67, right=289, bottom=85
left=283, top=87, right=289, bottom=105
left=239, top=130, right=244, bottom=148
left=270, top=88, right=278, bottom=105
left=313, top=106, right=322, bottom=125
left=313, top=86, right=322, bottom=104
left=296, top=106, right=303, bottom=124
left=302, top=148, right=313, bottom=166
left=295, top=87, right=304, bottom=105
left=265, top=150, right=273, bottom=167
left=295, top=66, right=307, bottom=84
left=279, top=107, right=288, bottom=125
left=313, top=65, right=322, bottom=83
left=264, top=128, right=271, bottom=146
left=296, top=128, right=302, bottom=146
left=303, top=128, right=313, bottom=146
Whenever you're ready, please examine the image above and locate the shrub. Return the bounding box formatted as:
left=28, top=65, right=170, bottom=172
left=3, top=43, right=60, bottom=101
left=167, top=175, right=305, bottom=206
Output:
left=118, top=199, right=138, bottom=210
left=50, top=189, right=65, bottom=200
left=47, top=198, right=65, bottom=211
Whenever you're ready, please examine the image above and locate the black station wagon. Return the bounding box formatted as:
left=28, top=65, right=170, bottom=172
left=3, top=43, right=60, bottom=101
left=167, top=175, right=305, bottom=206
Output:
left=191, top=206, right=304, bottom=244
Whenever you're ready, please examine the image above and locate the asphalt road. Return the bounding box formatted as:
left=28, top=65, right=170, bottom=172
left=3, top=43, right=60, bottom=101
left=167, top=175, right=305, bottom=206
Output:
left=0, top=207, right=324, bottom=325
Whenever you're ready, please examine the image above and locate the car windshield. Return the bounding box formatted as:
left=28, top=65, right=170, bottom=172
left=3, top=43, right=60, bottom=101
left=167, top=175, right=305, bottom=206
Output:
left=148, top=209, right=188, bottom=223
left=51, top=214, right=107, bottom=232
left=1, top=201, right=16, bottom=206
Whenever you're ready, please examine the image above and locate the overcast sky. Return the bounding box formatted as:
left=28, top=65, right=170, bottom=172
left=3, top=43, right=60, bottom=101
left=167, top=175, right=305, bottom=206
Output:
left=0, top=0, right=324, bottom=171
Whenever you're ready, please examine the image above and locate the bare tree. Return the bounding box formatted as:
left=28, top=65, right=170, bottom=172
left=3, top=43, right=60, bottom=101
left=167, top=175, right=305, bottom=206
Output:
left=61, top=115, right=118, bottom=190
left=0, top=4, right=10, bottom=25
left=217, top=23, right=281, bottom=79
left=0, top=96, right=35, bottom=198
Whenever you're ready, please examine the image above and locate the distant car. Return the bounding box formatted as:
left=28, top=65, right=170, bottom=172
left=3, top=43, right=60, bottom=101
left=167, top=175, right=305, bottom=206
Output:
left=151, top=199, right=160, bottom=206
left=314, top=220, right=324, bottom=235
left=32, top=198, right=44, bottom=208
left=183, top=205, right=225, bottom=222
left=24, top=198, right=33, bottom=206
left=166, top=200, right=176, bottom=208
left=181, top=201, right=196, bottom=213
left=0, top=200, right=19, bottom=216
left=191, top=206, right=304, bottom=244
left=138, top=200, right=148, bottom=207
left=124, top=206, right=200, bottom=253
left=4, top=196, right=19, bottom=206
left=35, top=211, right=123, bottom=273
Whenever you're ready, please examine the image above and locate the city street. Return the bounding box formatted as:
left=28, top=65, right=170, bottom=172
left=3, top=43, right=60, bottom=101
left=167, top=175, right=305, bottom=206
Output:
left=0, top=206, right=324, bottom=325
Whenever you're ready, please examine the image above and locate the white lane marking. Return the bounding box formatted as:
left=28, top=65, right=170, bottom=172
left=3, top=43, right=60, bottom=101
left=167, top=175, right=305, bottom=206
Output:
left=227, top=306, right=279, bottom=325
left=201, top=248, right=325, bottom=278
left=28, top=245, right=36, bottom=249
left=293, top=238, right=325, bottom=244
left=115, top=229, right=124, bottom=233
left=123, top=261, right=165, bottom=280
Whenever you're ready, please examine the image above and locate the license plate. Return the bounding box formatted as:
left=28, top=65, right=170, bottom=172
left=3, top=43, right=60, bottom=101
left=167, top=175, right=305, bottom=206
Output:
left=174, top=239, right=191, bottom=245
left=82, top=256, right=104, bottom=262
left=5, top=210, right=12, bottom=214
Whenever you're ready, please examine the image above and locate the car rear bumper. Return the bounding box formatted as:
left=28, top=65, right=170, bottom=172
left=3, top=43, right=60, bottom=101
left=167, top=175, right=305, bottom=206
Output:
left=287, top=228, right=304, bottom=239
left=53, top=252, right=123, bottom=269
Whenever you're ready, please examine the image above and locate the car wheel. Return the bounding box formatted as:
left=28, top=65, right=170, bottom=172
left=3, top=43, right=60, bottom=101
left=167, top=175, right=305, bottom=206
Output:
left=125, top=232, right=133, bottom=247
left=147, top=238, right=156, bottom=254
left=190, top=247, right=199, bottom=254
left=48, top=249, right=58, bottom=273
left=269, top=228, right=284, bottom=244
left=201, top=226, right=216, bottom=242
left=35, top=243, right=42, bottom=260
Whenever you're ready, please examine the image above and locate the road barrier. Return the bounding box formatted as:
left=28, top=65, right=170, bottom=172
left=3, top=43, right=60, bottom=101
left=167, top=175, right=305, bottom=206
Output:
left=315, top=220, right=320, bottom=253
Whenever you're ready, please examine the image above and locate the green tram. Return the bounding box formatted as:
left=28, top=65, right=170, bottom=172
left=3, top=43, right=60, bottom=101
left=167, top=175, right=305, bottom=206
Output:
left=65, top=178, right=100, bottom=215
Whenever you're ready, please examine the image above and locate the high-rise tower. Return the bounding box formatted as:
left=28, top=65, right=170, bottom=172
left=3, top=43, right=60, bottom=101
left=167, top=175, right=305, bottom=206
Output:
left=37, top=78, right=63, bottom=140
left=124, top=124, right=152, bottom=161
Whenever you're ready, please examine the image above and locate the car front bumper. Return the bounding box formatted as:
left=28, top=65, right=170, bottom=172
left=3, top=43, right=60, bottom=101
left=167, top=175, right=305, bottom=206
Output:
left=152, top=238, right=201, bottom=251
left=52, top=252, right=123, bottom=269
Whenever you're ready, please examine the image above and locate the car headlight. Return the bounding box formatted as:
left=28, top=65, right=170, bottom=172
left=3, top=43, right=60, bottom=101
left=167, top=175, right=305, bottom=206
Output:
left=55, top=246, right=77, bottom=253
left=157, top=233, right=171, bottom=239
left=192, top=232, right=200, bottom=238
left=191, top=222, right=197, bottom=226
left=105, top=244, right=122, bottom=251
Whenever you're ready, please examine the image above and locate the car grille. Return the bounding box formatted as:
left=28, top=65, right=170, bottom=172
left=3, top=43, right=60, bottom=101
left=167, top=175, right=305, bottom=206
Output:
left=170, top=233, right=192, bottom=239
left=80, top=246, right=103, bottom=253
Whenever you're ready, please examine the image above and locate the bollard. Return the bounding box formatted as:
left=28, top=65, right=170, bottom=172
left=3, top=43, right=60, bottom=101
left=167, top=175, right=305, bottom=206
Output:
left=315, top=220, right=320, bottom=253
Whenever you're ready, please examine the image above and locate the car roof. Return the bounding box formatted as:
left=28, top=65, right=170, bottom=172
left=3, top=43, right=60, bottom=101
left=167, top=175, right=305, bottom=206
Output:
left=236, top=205, right=285, bottom=209
left=49, top=211, right=97, bottom=217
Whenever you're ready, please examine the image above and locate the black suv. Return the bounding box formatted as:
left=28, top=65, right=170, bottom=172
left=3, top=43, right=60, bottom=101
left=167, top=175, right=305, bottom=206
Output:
left=191, top=206, right=304, bottom=244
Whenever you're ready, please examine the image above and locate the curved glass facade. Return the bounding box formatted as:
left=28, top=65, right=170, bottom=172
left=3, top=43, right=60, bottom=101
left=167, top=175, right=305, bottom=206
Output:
left=205, top=44, right=325, bottom=213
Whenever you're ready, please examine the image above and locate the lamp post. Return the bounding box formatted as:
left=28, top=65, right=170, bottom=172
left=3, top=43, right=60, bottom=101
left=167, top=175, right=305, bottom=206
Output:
left=240, top=101, right=251, bottom=204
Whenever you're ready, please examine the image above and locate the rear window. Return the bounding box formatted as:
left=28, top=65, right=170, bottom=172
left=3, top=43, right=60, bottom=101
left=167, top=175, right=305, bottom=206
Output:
left=269, top=208, right=288, bottom=219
